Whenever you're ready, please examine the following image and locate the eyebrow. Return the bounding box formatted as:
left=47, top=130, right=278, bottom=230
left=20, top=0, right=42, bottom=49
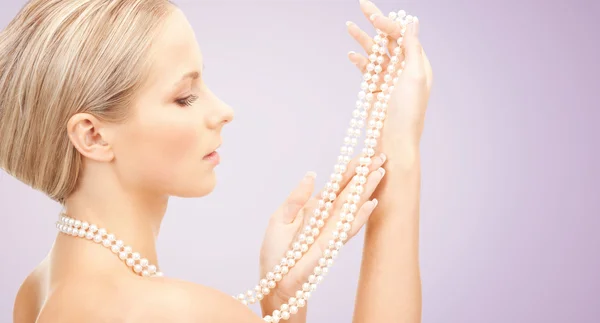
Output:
left=174, top=63, right=205, bottom=86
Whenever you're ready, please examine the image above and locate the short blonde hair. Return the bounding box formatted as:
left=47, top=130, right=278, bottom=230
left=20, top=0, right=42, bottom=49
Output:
left=0, top=0, right=174, bottom=204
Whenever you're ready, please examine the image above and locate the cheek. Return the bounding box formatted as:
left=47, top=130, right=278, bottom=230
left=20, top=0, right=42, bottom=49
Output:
left=116, top=112, right=206, bottom=188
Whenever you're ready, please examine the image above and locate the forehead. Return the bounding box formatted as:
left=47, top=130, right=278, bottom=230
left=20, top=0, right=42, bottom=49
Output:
left=144, top=9, right=203, bottom=90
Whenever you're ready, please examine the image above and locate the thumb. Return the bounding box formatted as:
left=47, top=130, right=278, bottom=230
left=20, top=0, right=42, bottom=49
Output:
left=275, top=171, right=317, bottom=224
left=402, top=18, right=424, bottom=73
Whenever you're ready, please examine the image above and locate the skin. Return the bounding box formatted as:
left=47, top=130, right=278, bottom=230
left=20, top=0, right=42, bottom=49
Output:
left=12, top=0, right=432, bottom=322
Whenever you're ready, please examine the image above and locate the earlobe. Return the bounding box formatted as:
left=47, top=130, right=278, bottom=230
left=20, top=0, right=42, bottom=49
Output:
left=67, top=113, right=115, bottom=162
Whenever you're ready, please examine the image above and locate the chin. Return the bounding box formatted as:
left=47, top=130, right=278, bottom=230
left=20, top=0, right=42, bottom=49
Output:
left=175, top=171, right=217, bottom=198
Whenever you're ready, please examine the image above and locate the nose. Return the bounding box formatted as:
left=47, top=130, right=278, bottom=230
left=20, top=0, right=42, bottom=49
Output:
left=207, top=91, right=234, bottom=129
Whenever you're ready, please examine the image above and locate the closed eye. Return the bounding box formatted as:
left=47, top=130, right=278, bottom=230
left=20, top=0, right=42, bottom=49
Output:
left=176, top=94, right=198, bottom=107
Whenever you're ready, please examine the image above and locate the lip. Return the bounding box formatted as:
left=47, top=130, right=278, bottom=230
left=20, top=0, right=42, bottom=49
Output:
left=204, top=143, right=221, bottom=158
left=203, top=143, right=222, bottom=165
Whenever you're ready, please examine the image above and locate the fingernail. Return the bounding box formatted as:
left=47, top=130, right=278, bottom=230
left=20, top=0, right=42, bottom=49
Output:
left=348, top=50, right=356, bottom=57
left=372, top=199, right=379, bottom=207
left=346, top=21, right=353, bottom=27
left=305, top=171, right=317, bottom=179
left=370, top=14, right=380, bottom=22
left=380, top=153, right=387, bottom=163
left=414, top=17, right=419, bottom=35
left=378, top=167, right=386, bottom=176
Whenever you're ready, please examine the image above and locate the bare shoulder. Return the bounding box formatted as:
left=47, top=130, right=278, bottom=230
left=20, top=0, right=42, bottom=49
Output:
left=36, top=275, right=264, bottom=323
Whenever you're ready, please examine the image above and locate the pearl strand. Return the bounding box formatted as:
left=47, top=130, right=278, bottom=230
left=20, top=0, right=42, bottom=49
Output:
left=56, top=213, right=163, bottom=277
left=248, top=11, right=416, bottom=323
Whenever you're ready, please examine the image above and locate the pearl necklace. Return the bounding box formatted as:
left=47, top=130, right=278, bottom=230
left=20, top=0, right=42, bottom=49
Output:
left=56, top=213, right=164, bottom=277
left=55, top=9, right=415, bottom=323
left=237, top=10, right=416, bottom=322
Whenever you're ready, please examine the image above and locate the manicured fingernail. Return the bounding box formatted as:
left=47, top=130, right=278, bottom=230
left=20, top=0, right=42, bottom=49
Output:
left=370, top=14, right=380, bottom=22
left=305, top=171, right=317, bottom=179
left=378, top=167, right=386, bottom=176
left=348, top=50, right=356, bottom=57
left=372, top=199, right=379, bottom=207
left=380, top=153, right=387, bottom=163
left=346, top=21, right=353, bottom=27
left=413, top=17, right=419, bottom=35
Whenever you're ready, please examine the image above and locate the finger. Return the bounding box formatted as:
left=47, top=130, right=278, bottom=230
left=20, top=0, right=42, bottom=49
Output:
left=347, top=198, right=378, bottom=237
left=348, top=51, right=369, bottom=73
left=402, top=20, right=424, bottom=73
left=422, top=46, right=433, bottom=89
left=347, top=21, right=391, bottom=68
left=327, top=152, right=386, bottom=220
left=372, top=14, right=403, bottom=40
left=276, top=171, right=317, bottom=224
left=306, top=167, right=386, bottom=270
left=346, top=21, right=375, bottom=57
left=288, top=198, right=379, bottom=281
left=311, top=151, right=385, bottom=224
left=359, top=0, right=384, bottom=23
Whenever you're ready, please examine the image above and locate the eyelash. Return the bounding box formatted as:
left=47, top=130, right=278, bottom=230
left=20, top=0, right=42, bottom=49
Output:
left=176, top=94, right=199, bottom=107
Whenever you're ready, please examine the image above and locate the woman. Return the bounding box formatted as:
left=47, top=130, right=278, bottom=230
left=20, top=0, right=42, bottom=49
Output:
left=1, top=0, right=432, bottom=322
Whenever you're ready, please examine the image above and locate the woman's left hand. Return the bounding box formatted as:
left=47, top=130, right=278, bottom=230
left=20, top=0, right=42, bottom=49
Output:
left=258, top=153, right=386, bottom=305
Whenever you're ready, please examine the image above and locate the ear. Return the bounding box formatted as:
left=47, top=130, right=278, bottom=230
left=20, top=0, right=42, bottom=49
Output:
left=66, top=113, right=115, bottom=162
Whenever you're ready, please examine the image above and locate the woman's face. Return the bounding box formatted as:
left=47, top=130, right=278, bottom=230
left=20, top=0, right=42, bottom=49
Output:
left=111, top=8, right=234, bottom=198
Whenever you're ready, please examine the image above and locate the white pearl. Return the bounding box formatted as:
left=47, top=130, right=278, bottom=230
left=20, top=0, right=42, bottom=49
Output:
left=289, top=306, right=298, bottom=314
left=133, top=264, right=143, bottom=273
left=93, top=234, right=102, bottom=243
left=281, top=311, right=290, bottom=320
left=288, top=297, right=297, bottom=305
left=274, top=273, right=282, bottom=282
left=305, top=236, right=314, bottom=245
left=300, top=244, right=308, bottom=253
left=148, top=265, right=157, bottom=274
left=267, top=280, right=276, bottom=289
left=302, top=283, right=310, bottom=292
left=126, top=258, right=135, bottom=267
left=303, top=291, right=311, bottom=300
left=131, top=252, right=140, bottom=261
left=297, top=299, right=306, bottom=308
left=140, top=258, right=149, bottom=267
left=119, top=252, right=128, bottom=260
left=102, top=239, right=111, bottom=247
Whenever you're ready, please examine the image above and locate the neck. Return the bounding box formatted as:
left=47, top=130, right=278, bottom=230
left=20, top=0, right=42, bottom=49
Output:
left=53, top=166, right=169, bottom=274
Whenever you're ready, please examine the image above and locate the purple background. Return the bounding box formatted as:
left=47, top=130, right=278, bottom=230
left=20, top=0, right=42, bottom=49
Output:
left=1, top=0, right=598, bottom=322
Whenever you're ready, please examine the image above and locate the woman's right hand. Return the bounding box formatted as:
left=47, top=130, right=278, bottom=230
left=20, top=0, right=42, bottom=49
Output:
left=347, top=1, right=433, bottom=155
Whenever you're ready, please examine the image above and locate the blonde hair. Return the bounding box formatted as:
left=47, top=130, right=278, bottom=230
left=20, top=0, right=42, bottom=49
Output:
left=0, top=0, right=174, bottom=204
